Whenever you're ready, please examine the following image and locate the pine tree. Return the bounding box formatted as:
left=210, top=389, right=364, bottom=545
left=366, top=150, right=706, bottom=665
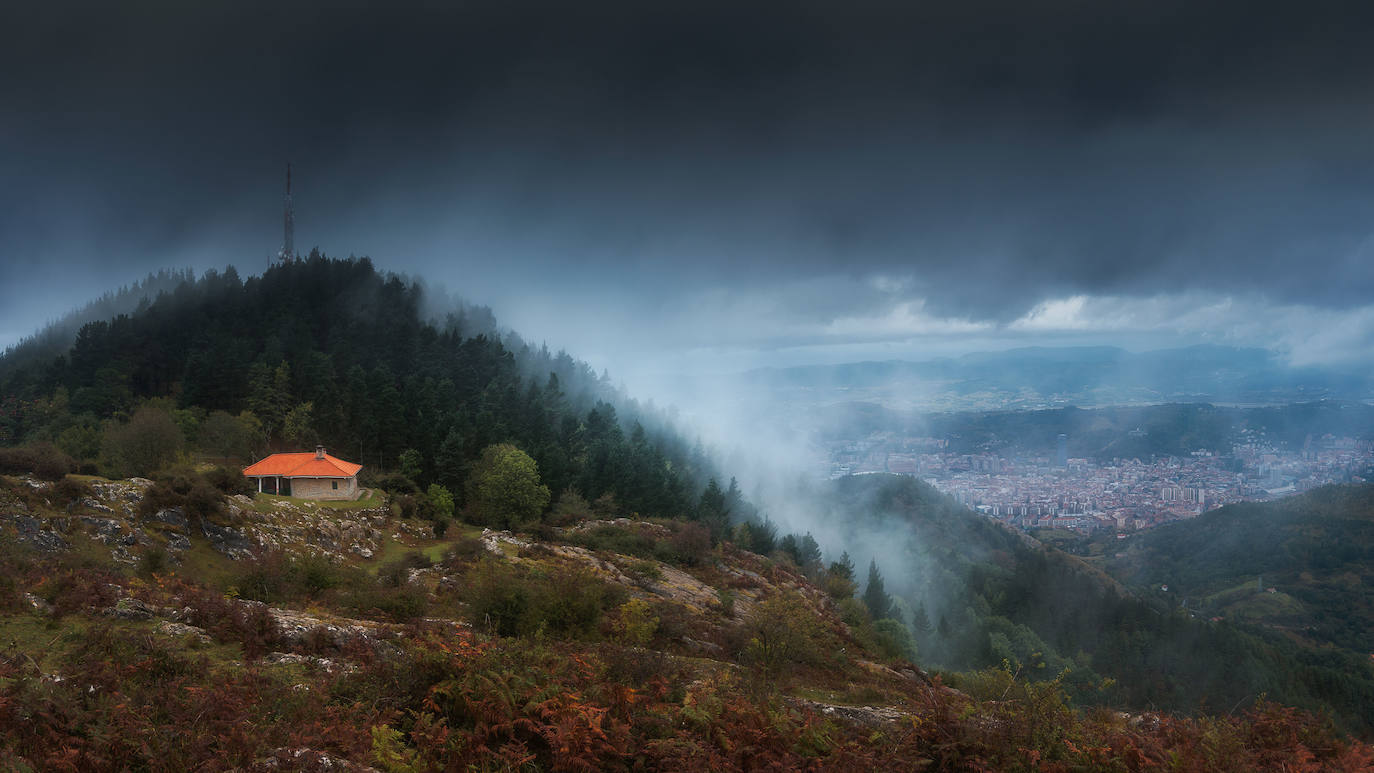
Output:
left=697, top=477, right=731, bottom=541
left=864, top=560, right=894, bottom=621
left=912, top=601, right=933, bottom=636
left=829, top=551, right=856, bottom=581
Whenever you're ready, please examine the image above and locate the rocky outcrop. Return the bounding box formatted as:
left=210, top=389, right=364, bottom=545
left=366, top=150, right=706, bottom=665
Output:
left=4, top=474, right=400, bottom=565
left=789, top=698, right=910, bottom=727
left=201, top=519, right=257, bottom=560
left=7, top=512, right=68, bottom=552
left=249, top=747, right=381, bottom=772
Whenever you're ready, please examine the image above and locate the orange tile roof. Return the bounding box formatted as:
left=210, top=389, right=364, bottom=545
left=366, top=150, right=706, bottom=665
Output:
left=242, top=452, right=363, bottom=478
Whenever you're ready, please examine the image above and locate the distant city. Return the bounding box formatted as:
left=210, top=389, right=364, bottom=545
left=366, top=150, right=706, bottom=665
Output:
left=819, top=429, right=1373, bottom=534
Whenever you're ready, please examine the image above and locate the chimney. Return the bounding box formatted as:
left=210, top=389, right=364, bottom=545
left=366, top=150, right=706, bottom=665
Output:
left=315, top=445, right=326, bottom=460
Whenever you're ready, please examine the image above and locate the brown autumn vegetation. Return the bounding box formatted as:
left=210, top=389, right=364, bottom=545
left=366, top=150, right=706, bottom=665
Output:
left=2, top=517, right=1372, bottom=772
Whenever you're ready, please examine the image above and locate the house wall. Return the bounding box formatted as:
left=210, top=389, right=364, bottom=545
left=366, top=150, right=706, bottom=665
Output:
left=289, top=476, right=359, bottom=501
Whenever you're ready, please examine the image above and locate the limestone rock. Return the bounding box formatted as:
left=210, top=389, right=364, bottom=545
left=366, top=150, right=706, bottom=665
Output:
left=157, top=620, right=212, bottom=644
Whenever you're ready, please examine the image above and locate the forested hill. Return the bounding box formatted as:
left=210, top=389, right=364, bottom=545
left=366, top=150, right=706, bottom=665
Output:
left=814, top=474, right=1374, bottom=736
left=1101, top=483, right=1374, bottom=654
left=0, top=257, right=713, bottom=519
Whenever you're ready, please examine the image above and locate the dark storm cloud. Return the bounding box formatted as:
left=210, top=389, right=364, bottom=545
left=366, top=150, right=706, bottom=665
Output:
left=3, top=0, right=1374, bottom=339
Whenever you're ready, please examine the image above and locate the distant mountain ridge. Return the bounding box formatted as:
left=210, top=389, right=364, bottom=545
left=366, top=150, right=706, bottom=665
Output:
left=742, top=345, right=1373, bottom=408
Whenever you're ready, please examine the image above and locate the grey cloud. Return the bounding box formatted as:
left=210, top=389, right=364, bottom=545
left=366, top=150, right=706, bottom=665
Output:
left=4, top=0, right=1374, bottom=355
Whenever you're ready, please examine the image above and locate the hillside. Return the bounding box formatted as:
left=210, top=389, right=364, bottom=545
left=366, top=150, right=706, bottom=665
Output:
left=808, top=474, right=1374, bottom=736
left=0, top=257, right=714, bottom=524
left=2, top=259, right=1373, bottom=767
left=3, top=470, right=1371, bottom=771
left=1099, top=484, right=1374, bottom=654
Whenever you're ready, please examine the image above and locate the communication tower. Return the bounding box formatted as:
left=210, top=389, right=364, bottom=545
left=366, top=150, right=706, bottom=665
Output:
left=277, top=163, right=295, bottom=264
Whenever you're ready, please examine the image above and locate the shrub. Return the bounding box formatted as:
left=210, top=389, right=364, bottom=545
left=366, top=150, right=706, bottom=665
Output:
left=51, top=476, right=92, bottom=505
left=138, top=546, right=169, bottom=578
left=185, top=480, right=226, bottom=521
left=872, top=618, right=918, bottom=662
left=548, top=489, right=594, bottom=526
left=573, top=524, right=657, bottom=557
left=432, top=515, right=450, bottom=538
left=139, top=478, right=188, bottom=519
left=623, top=559, right=663, bottom=588
left=100, top=403, right=183, bottom=478
left=228, top=551, right=364, bottom=604
left=202, top=465, right=255, bottom=497
left=659, top=522, right=712, bottom=566
left=0, top=442, right=75, bottom=480
left=372, top=472, right=419, bottom=495
left=348, top=584, right=429, bottom=622
left=426, top=483, right=455, bottom=519
left=462, top=558, right=624, bottom=639
left=608, top=598, right=659, bottom=647
left=138, top=469, right=228, bottom=523
left=820, top=571, right=857, bottom=601
left=443, top=536, right=487, bottom=567
left=37, top=566, right=122, bottom=617
left=716, top=588, right=736, bottom=618
left=378, top=551, right=432, bottom=588
left=740, top=590, right=823, bottom=677
left=390, top=493, right=436, bottom=521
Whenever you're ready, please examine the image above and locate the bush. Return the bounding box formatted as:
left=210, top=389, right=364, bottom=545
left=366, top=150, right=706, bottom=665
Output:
left=740, top=590, right=824, bottom=677
left=607, top=598, right=659, bottom=646
left=138, top=468, right=228, bottom=522
left=0, top=442, right=76, bottom=480
left=391, top=493, right=436, bottom=521
left=100, top=404, right=183, bottom=478
left=51, top=476, right=93, bottom=505
left=202, top=465, right=255, bottom=497
left=462, top=558, right=624, bottom=639
left=872, top=618, right=918, bottom=662
left=378, top=551, right=432, bottom=587
left=443, top=536, right=487, bottom=567
left=572, top=524, right=657, bottom=557
left=570, top=522, right=710, bottom=568
left=548, top=489, right=594, bottom=526
left=348, top=584, right=428, bottom=622
left=623, top=559, right=663, bottom=587
left=659, top=522, right=712, bottom=566
left=138, top=546, right=169, bottom=578
left=229, top=551, right=364, bottom=605
left=372, top=472, right=419, bottom=495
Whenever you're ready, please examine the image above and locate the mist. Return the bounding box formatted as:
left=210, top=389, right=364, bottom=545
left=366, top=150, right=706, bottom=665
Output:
left=6, top=0, right=1374, bottom=594
left=5, top=0, right=1374, bottom=373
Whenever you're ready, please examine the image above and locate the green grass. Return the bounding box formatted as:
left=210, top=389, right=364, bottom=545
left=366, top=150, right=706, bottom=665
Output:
left=250, top=489, right=386, bottom=512
left=0, top=612, right=87, bottom=673
left=0, top=613, right=241, bottom=676
left=174, top=536, right=243, bottom=589
left=1205, top=581, right=1307, bottom=623
left=365, top=523, right=483, bottom=575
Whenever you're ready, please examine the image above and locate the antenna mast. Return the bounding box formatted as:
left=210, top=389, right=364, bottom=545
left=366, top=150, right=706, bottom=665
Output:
left=278, top=163, right=295, bottom=264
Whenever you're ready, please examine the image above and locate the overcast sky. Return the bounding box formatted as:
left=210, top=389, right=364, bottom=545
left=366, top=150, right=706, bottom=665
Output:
left=3, top=0, right=1374, bottom=393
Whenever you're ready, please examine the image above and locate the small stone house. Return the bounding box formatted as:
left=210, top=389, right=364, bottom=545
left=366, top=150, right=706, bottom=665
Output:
left=242, top=446, right=363, bottom=500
